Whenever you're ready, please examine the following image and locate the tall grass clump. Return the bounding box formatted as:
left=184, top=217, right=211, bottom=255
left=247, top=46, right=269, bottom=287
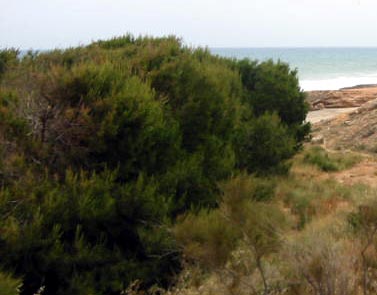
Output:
left=303, top=146, right=361, bottom=172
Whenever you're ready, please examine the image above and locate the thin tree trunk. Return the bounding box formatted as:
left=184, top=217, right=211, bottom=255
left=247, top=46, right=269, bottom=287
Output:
left=256, top=256, right=269, bottom=295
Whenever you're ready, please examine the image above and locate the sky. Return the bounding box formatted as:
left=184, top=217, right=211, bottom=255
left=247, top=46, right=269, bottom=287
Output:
left=1, top=0, right=377, bottom=49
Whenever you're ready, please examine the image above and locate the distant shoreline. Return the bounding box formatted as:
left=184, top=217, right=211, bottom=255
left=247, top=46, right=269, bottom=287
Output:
left=339, top=84, right=377, bottom=90
left=304, top=83, right=377, bottom=93
left=301, top=83, right=377, bottom=93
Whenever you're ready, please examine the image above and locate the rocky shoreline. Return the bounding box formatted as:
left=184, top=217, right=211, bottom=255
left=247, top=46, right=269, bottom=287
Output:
left=307, top=84, right=377, bottom=151
left=306, top=84, right=377, bottom=110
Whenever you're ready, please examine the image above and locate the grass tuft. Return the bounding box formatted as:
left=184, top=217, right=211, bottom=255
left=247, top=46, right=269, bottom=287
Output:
left=302, top=146, right=362, bottom=172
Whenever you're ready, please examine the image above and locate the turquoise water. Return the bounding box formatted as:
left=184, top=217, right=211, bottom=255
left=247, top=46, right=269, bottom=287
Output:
left=210, top=48, right=377, bottom=91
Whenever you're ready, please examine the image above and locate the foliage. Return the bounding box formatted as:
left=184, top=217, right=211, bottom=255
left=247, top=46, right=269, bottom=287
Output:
left=220, top=175, right=286, bottom=263
left=0, top=272, right=21, bottom=295
left=237, top=58, right=310, bottom=143
left=0, top=35, right=309, bottom=294
left=303, top=146, right=361, bottom=172
left=348, top=200, right=377, bottom=295
left=285, top=226, right=358, bottom=295
left=174, top=210, right=238, bottom=270
left=220, top=172, right=277, bottom=202
left=0, top=49, right=19, bottom=80
left=278, top=175, right=356, bottom=229
left=174, top=174, right=287, bottom=294
left=236, top=113, right=296, bottom=174
left=0, top=170, right=177, bottom=295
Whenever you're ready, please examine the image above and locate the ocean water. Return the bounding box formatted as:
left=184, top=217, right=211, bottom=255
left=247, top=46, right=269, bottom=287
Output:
left=210, top=47, right=377, bottom=91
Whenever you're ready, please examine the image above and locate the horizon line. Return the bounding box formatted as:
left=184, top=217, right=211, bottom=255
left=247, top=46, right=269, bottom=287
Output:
left=10, top=45, right=377, bottom=52
left=210, top=45, right=377, bottom=49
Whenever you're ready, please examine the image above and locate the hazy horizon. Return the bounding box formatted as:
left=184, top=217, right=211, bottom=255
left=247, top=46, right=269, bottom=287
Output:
left=17, top=46, right=377, bottom=52
left=2, top=0, right=377, bottom=49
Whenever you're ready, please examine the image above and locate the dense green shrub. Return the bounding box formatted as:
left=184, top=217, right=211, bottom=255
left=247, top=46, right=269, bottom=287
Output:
left=0, top=91, right=28, bottom=140
left=0, top=90, right=30, bottom=186
left=236, top=113, right=296, bottom=174
left=238, top=58, right=310, bottom=143
left=0, top=170, right=177, bottom=295
left=0, top=35, right=309, bottom=294
left=0, top=49, right=19, bottom=80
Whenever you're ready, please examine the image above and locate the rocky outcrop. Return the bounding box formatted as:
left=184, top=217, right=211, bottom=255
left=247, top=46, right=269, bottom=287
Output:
left=306, top=86, right=377, bottom=110
left=311, top=98, right=377, bottom=152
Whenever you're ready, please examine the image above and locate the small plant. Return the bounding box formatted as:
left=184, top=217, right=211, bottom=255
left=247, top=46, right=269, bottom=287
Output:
left=284, top=189, right=315, bottom=229
left=348, top=200, right=377, bottom=295
left=175, top=173, right=287, bottom=295
left=285, top=227, right=359, bottom=295
left=303, top=146, right=361, bottom=172
left=0, top=272, right=21, bottom=295
left=278, top=175, right=359, bottom=229
left=220, top=173, right=276, bottom=203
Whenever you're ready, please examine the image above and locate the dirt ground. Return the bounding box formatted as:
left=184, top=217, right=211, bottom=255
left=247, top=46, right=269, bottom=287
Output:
left=306, top=104, right=377, bottom=188
left=330, top=158, right=377, bottom=188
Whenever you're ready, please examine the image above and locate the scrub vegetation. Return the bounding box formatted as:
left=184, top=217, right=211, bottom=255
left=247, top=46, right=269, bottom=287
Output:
left=8, top=34, right=372, bottom=295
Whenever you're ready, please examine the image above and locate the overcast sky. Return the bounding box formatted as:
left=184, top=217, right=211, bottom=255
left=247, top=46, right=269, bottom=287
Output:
left=1, top=0, right=376, bottom=49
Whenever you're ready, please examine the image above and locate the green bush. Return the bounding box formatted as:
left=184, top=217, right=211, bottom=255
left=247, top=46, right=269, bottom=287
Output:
left=303, top=146, right=361, bottom=172
left=0, top=49, right=19, bottom=80
left=220, top=173, right=276, bottom=203
left=0, top=35, right=309, bottom=293
left=236, top=113, right=296, bottom=174
left=174, top=209, right=238, bottom=270
left=0, top=170, right=177, bottom=295
left=238, top=58, right=310, bottom=143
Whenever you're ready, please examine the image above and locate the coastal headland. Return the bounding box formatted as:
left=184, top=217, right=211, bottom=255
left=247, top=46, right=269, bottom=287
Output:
left=307, top=84, right=377, bottom=152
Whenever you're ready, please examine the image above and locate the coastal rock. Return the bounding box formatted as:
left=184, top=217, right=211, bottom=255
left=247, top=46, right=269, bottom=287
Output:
left=306, top=85, right=377, bottom=110
left=356, top=98, right=377, bottom=112
left=311, top=98, right=377, bottom=152
left=311, top=135, right=324, bottom=145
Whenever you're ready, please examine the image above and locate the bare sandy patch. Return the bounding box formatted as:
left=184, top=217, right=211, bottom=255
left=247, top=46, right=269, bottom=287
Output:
left=306, top=108, right=358, bottom=124
left=331, top=158, right=377, bottom=188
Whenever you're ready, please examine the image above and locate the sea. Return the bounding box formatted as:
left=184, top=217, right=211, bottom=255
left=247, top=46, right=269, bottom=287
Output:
left=210, top=47, right=377, bottom=91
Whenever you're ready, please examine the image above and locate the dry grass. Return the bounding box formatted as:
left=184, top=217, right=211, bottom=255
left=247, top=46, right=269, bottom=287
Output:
left=132, top=145, right=377, bottom=295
